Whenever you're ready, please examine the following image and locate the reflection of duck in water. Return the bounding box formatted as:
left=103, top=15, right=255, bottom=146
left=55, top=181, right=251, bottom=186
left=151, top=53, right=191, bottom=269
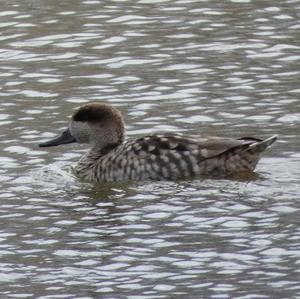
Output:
left=39, top=102, right=277, bottom=182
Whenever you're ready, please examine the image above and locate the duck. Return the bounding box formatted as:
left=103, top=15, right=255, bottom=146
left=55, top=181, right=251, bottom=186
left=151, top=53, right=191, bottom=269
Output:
left=39, top=102, right=277, bottom=182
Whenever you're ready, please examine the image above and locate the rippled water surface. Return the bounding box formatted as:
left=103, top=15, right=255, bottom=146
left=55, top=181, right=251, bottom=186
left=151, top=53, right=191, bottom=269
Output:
left=0, top=0, right=299, bottom=298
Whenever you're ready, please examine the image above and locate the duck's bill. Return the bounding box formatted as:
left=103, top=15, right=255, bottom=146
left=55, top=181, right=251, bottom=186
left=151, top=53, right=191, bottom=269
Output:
left=39, top=128, right=76, bottom=147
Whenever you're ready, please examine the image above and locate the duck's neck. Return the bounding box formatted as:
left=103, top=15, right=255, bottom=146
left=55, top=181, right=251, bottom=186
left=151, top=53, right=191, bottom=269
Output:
left=96, top=142, right=121, bottom=156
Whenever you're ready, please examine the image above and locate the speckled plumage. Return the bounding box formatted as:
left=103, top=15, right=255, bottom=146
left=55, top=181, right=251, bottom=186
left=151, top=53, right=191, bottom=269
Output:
left=39, top=102, right=277, bottom=182
left=74, top=134, right=276, bottom=182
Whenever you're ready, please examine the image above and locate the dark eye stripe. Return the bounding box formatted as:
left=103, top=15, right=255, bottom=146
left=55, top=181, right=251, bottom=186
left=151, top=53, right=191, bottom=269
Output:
left=72, top=102, right=125, bottom=123
left=73, top=106, right=111, bottom=122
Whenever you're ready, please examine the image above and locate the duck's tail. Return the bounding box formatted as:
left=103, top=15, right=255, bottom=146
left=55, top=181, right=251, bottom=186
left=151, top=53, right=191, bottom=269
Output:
left=247, top=135, right=277, bottom=154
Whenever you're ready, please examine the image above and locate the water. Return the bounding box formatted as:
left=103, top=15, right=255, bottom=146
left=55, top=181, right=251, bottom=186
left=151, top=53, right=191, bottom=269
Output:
left=0, top=0, right=299, bottom=298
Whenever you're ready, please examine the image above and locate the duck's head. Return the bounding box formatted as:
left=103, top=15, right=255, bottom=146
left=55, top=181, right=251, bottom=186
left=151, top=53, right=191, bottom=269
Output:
left=39, top=102, right=125, bottom=149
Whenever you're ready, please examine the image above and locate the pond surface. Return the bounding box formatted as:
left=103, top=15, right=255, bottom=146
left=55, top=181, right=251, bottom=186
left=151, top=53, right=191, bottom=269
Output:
left=0, top=0, right=299, bottom=298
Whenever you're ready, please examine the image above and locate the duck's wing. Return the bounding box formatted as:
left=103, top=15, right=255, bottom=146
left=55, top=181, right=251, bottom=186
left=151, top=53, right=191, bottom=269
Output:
left=131, top=133, right=258, bottom=159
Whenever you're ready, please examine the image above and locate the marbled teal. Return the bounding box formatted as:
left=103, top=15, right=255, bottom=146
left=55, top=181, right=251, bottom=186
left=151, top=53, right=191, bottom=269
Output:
left=39, top=102, right=277, bottom=182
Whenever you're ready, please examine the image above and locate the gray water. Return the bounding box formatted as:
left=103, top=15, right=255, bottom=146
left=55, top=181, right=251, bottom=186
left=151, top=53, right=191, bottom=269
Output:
left=0, top=0, right=300, bottom=298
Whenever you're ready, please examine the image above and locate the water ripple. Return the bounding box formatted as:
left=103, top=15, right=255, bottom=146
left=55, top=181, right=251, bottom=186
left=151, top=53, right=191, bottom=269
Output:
left=0, top=0, right=299, bottom=298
